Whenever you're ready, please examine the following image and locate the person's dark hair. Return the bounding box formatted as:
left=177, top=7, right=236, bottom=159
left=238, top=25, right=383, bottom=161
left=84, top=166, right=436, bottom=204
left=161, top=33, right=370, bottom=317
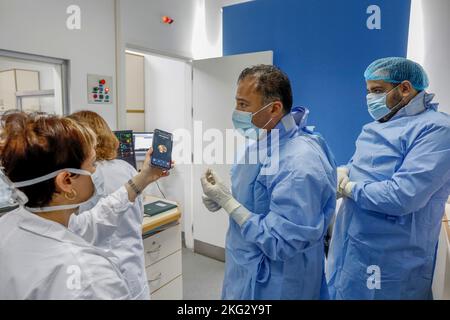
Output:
left=0, top=112, right=96, bottom=207
left=238, top=64, right=293, bottom=113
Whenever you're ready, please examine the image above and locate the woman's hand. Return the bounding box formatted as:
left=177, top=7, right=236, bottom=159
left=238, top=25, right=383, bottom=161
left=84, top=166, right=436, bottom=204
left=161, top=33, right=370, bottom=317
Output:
left=125, top=148, right=174, bottom=202
left=140, top=148, right=173, bottom=184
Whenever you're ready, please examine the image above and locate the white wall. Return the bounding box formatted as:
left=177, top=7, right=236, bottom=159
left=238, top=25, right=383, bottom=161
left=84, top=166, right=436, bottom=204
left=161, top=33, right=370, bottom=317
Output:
left=120, top=0, right=197, bottom=59
left=117, top=0, right=252, bottom=128
left=408, top=0, right=450, bottom=114
left=117, top=0, right=194, bottom=130
left=191, top=0, right=223, bottom=59
left=116, top=0, right=225, bottom=129
left=119, top=0, right=238, bottom=59
left=0, top=0, right=118, bottom=128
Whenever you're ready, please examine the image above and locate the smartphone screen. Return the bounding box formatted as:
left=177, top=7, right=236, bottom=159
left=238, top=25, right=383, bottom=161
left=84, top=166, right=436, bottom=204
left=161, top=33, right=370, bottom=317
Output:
left=151, top=129, right=173, bottom=170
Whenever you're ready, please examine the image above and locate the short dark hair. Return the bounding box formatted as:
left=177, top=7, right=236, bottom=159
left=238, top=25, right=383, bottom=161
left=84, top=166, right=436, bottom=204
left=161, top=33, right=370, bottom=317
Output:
left=0, top=112, right=96, bottom=207
left=238, top=65, right=293, bottom=113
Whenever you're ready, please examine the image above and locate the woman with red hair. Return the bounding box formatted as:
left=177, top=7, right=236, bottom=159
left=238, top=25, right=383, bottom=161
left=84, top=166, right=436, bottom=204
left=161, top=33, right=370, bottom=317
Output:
left=0, top=112, right=171, bottom=299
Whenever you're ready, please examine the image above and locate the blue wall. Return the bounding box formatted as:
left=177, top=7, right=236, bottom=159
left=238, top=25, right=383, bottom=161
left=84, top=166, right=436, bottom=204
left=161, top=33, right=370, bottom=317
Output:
left=223, top=0, right=411, bottom=164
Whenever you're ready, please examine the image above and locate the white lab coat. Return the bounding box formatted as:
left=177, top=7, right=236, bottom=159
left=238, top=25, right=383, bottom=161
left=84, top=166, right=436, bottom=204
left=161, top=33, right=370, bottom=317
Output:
left=0, top=201, right=132, bottom=300
left=69, top=159, right=150, bottom=300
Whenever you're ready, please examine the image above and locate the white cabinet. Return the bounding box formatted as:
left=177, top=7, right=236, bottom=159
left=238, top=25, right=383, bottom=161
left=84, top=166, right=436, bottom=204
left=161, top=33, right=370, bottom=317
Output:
left=146, top=250, right=182, bottom=293
left=143, top=222, right=181, bottom=266
left=151, top=276, right=183, bottom=300
left=143, top=223, right=183, bottom=300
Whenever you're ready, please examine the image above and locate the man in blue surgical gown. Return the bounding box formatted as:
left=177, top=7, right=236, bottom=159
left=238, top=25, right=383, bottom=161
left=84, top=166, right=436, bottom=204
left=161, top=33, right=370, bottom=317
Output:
left=200, top=65, right=337, bottom=300
left=327, top=57, right=450, bottom=300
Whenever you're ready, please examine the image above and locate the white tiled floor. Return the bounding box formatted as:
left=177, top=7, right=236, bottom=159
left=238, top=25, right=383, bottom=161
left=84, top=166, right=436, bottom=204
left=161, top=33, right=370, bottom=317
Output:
left=182, top=247, right=225, bottom=300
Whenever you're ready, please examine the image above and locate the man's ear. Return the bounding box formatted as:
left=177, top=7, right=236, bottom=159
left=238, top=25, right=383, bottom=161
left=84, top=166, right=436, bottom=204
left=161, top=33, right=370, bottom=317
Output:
left=271, top=101, right=284, bottom=116
left=399, top=81, right=415, bottom=96
left=54, top=172, right=73, bottom=194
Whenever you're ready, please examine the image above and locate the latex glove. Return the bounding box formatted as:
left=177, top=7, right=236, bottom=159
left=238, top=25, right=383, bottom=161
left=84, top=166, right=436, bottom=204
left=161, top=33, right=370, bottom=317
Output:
left=202, top=194, right=221, bottom=212
left=340, top=177, right=355, bottom=199
left=336, top=167, right=350, bottom=199
left=200, top=169, right=241, bottom=214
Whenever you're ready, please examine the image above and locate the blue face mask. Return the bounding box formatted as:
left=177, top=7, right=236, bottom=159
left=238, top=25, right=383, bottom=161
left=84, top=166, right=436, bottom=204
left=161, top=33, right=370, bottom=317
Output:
left=232, top=102, right=274, bottom=140
left=366, top=85, right=402, bottom=121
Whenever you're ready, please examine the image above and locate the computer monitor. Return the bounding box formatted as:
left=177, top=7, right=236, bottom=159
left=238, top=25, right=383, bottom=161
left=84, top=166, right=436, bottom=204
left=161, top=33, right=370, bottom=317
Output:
left=113, top=130, right=137, bottom=169
left=133, top=132, right=154, bottom=152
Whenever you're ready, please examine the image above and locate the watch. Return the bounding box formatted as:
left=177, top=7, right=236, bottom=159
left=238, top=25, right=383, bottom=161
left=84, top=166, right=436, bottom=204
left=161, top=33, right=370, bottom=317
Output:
left=127, top=179, right=141, bottom=196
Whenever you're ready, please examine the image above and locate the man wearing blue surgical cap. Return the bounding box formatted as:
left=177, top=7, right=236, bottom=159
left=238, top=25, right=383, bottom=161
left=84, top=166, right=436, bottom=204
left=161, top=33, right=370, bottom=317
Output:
left=327, top=57, right=450, bottom=300
left=200, top=65, right=337, bottom=299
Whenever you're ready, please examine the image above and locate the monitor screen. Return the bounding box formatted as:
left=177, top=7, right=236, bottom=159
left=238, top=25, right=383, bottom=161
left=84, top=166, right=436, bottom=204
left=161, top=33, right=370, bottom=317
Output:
left=113, top=130, right=136, bottom=169
left=133, top=132, right=153, bottom=152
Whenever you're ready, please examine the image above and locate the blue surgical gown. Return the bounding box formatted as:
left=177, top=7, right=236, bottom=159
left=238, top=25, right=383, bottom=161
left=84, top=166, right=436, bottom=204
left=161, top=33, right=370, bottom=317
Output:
left=327, top=92, right=450, bottom=300
left=222, top=112, right=337, bottom=300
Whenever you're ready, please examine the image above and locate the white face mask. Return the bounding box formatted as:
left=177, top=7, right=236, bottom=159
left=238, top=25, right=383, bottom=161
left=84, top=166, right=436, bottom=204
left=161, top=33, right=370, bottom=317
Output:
left=13, top=168, right=104, bottom=213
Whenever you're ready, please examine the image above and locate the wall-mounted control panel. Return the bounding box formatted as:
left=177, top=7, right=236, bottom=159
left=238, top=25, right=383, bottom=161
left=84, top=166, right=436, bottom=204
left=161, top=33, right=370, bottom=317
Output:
left=87, top=74, right=112, bottom=104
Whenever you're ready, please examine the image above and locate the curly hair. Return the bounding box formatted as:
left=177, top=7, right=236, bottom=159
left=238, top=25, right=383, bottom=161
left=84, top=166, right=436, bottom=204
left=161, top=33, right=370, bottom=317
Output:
left=68, top=111, right=119, bottom=161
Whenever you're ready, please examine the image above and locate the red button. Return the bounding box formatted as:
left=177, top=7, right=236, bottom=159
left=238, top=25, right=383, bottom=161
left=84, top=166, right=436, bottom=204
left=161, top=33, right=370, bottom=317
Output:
left=105, top=87, right=110, bottom=93
left=100, top=79, right=106, bottom=85
left=93, top=94, right=98, bottom=99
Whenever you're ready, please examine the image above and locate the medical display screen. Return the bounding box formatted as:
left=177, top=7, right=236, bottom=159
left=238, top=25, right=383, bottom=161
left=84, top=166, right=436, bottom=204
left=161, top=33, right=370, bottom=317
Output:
left=114, top=130, right=137, bottom=169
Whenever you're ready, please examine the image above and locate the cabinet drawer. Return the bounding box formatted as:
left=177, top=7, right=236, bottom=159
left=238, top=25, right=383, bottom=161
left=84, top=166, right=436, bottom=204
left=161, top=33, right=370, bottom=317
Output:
left=146, top=250, right=182, bottom=293
left=151, top=276, right=183, bottom=300
left=143, top=224, right=181, bottom=266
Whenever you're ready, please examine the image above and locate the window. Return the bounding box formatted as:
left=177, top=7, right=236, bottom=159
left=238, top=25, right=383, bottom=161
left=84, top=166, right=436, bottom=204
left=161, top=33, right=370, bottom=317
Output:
left=0, top=50, right=69, bottom=115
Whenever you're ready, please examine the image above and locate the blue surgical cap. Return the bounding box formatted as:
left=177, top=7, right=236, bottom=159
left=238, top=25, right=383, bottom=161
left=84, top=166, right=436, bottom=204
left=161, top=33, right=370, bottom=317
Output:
left=364, top=57, right=429, bottom=91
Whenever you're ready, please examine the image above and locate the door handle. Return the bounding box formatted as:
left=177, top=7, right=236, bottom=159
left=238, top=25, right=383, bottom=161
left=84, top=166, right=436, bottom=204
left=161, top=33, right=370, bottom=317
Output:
left=148, top=272, right=162, bottom=282
left=146, top=244, right=162, bottom=254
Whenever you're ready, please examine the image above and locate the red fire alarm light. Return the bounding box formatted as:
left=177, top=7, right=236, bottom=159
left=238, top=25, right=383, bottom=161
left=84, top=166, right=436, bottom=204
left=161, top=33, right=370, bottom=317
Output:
left=162, top=16, right=174, bottom=24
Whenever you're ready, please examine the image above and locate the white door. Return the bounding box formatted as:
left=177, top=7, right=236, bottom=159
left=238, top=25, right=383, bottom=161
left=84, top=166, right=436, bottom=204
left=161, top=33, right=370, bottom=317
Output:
left=191, top=51, right=273, bottom=250
left=142, top=53, right=192, bottom=245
